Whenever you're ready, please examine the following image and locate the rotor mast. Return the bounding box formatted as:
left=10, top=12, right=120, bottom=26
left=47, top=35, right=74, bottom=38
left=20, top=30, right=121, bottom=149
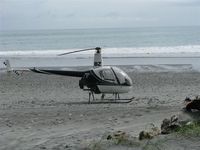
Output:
left=94, top=47, right=102, bottom=67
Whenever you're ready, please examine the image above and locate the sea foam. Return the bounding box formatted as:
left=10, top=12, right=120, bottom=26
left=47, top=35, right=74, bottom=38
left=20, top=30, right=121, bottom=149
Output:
left=1, top=45, right=200, bottom=57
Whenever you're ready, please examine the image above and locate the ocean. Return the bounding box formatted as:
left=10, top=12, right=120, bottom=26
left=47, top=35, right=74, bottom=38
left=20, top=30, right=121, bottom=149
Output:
left=0, top=26, right=200, bottom=69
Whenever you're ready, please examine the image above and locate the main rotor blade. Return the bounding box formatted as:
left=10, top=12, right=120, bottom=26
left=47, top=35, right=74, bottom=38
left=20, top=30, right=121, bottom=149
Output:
left=58, top=47, right=101, bottom=56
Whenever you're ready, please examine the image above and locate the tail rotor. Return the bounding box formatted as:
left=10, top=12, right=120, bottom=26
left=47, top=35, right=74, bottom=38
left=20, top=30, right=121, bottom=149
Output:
left=3, top=59, right=12, bottom=73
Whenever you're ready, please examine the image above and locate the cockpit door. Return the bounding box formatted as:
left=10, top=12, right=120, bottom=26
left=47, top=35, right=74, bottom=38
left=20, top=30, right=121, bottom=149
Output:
left=93, top=67, right=118, bottom=84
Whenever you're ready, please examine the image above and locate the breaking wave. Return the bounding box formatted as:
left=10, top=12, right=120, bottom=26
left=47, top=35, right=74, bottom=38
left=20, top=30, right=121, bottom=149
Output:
left=1, top=45, right=200, bottom=57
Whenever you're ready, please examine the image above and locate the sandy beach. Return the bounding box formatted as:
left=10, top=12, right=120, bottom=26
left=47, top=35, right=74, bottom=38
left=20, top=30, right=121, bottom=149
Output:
left=1, top=0, right=200, bottom=148
left=1, top=65, right=200, bottom=150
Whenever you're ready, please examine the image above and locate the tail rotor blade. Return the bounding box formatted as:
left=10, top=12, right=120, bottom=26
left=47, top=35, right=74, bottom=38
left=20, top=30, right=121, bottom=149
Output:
left=58, top=47, right=101, bottom=56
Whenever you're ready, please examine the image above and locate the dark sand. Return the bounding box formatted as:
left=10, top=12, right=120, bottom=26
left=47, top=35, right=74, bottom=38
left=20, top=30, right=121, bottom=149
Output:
left=1, top=66, right=200, bottom=150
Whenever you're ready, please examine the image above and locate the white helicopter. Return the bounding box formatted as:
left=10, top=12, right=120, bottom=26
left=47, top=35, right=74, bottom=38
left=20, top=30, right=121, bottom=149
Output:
left=3, top=47, right=134, bottom=103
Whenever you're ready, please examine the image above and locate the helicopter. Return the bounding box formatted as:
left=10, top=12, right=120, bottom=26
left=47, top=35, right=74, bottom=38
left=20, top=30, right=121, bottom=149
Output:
left=3, top=47, right=134, bottom=103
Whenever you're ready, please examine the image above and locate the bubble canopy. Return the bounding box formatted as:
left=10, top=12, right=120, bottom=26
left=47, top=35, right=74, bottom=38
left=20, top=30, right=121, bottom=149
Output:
left=93, top=66, right=132, bottom=86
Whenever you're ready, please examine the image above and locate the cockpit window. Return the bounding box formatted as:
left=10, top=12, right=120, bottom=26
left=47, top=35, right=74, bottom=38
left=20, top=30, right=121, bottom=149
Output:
left=99, top=69, right=115, bottom=81
left=112, top=67, right=132, bottom=86
left=93, top=67, right=117, bottom=83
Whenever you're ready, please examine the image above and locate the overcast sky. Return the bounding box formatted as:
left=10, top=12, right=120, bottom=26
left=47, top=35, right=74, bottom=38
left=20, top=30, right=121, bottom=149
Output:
left=0, top=0, right=200, bottom=30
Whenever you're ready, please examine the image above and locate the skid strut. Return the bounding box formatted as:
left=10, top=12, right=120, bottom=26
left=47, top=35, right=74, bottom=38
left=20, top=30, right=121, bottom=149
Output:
left=88, top=91, right=95, bottom=103
left=114, top=93, right=120, bottom=100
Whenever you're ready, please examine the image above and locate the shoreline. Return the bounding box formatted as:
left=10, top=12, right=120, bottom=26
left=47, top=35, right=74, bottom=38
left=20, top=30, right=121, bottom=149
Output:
left=1, top=56, right=200, bottom=71
left=2, top=51, right=200, bottom=58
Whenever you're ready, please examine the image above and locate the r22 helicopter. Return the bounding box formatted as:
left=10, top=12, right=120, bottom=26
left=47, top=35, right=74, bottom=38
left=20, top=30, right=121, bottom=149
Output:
left=3, top=47, right=134, bottom=103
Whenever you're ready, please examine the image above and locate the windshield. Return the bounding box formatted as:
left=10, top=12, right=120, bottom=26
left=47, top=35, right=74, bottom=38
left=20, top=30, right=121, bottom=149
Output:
left=112, top=67, right=132, bottom=86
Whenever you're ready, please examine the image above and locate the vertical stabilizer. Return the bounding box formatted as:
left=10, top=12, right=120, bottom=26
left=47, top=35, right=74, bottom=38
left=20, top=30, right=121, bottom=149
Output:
left=3, top=59, right=12, bottom=73
left=94, top=47, right=102, bottom=67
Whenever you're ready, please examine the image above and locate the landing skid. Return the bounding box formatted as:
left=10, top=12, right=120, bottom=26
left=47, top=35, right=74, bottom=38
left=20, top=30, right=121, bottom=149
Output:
left=87, top=97, right=134, bottom=104
left=86, top=90, right=134, bottom=104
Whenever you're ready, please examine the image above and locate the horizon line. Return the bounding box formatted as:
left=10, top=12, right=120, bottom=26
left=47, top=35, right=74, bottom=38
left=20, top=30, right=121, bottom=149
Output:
left=1, top=25, right=200, bottom=32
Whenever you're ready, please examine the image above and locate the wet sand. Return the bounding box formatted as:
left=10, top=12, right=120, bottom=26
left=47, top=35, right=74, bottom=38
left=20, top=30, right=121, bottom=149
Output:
left=1, top=66, right=200, bottom=149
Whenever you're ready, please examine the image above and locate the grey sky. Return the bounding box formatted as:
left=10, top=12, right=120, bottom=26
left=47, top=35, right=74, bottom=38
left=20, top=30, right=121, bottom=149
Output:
left=0, top=0, right=200, bottom=30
